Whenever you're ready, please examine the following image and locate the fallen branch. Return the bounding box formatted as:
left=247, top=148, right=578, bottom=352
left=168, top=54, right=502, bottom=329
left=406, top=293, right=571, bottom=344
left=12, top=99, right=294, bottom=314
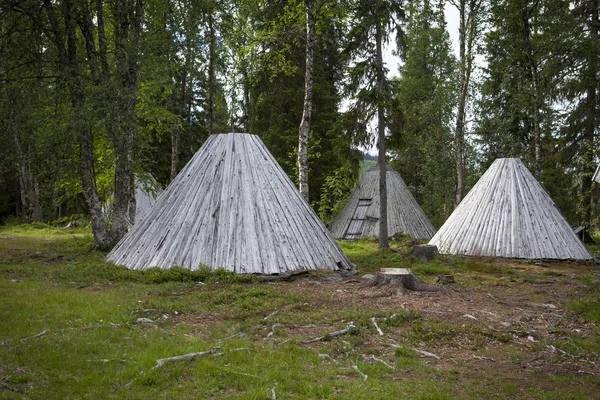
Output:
left=87, top=358, right=128, bottom=363
left=230, top=371, right=261, bottom=379
left=264, top=311, right=278, bottom=321
left=371, top=317, right=383, bottom=336
left=230, top=347, right=250, bottom=352
left=270, top=382, right=278, bottom=399
left=152, top=347, right=220, bottom=370
left=472, top=355, right=495, bottom=362
left=370, top=356, right=395, bottom=370
left=21, top=329, right=49, bottom=341
left=276, top=339, right=292, bottom=346
left=302, top=324, right=357, bottom=344
left=219, top=332, right=245, bottom=342
left=19, top=323, right=122, bottom=343
left=319, top=353, right=338, bottom=363
left=412, top=348, right=441, bottom=360
left=352, top=365, right=368, bottom=382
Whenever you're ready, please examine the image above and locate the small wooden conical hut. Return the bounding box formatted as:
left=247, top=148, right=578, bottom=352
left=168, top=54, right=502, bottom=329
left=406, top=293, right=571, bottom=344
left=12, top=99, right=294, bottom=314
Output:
left=329, top=165, right=436, bottom=240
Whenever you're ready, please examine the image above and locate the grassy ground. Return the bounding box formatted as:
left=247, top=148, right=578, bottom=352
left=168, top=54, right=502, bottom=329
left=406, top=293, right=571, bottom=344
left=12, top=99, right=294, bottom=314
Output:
left=1, top=225, right=599, bottom=399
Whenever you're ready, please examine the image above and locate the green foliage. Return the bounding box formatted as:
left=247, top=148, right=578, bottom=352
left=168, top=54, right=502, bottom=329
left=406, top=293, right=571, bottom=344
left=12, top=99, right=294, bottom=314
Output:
left=568, top=293, right=600, bottom=323
left=389, top=0, right=456, bottom=228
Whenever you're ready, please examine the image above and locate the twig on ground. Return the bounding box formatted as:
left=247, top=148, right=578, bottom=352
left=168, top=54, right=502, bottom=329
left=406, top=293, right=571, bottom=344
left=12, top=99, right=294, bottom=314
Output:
left=319, top=353, right=338, bottom=363
left=264, top=311, right=278, bottom=321
left=370, top=355, right=395, bottom=370
left=19, top=323, right=122, bottom=343
left=302, top=324, right=356, bottom=344
left=270, top=381, right=278, bottom=399
left=472, top=355, right=495, bottom=362
left=352, top=365, right=368, bottom=382
left=294, top=325, right=321, bottom=329
left=371, top=317, right=383, bottom=336
left=412, top=348, right=441, bottom=360
left=152, top=347, right=220, bottom=370
left=21, top=329, right=49, bottom=341
left=219, top=332, right=244, bottom=342
left=230, top=371, right=261, bottom=379
left=230, top=347, right=250, bottom=352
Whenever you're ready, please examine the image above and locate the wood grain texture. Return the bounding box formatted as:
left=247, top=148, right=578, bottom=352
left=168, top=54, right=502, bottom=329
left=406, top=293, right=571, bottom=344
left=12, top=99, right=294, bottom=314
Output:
left=429, top=158, right=592, bottom=260
left=329, top=165, right=436, bottom=240
left=107, top=133, right=355, bottom=273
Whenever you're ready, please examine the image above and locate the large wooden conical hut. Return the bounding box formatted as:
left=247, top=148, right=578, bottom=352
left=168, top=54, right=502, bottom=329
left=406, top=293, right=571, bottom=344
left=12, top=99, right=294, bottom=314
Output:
left=429, top=158, right=592, bottom=260
left=329, top=165, right=436, bottom=240
left=107, top=133, right=355, bottom=274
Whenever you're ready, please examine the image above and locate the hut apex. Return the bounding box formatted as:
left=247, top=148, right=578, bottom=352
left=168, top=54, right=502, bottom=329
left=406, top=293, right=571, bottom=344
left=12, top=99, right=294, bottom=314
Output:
left=429, top=158, right=592, bottom=260
left=107, top=133, right=355, bottom=274
left=329, top=165, right=436, bottom=240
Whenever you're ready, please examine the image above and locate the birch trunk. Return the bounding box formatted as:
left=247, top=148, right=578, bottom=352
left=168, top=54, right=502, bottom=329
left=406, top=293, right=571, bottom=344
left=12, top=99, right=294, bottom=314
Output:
left=375, top=0, right=389, bottom=249
left=298, top=0, right=315, bottom=201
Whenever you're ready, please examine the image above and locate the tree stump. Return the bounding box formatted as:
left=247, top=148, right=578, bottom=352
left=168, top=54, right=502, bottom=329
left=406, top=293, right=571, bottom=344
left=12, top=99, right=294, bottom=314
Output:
left=412, top=245, right=438, bottom=261
left=364, top=268, right=443, bottom=292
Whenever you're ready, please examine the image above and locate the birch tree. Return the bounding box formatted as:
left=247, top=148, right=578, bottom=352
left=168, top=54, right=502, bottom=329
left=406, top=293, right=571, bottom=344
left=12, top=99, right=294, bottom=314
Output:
left=298, top=0, right=316, bottom=201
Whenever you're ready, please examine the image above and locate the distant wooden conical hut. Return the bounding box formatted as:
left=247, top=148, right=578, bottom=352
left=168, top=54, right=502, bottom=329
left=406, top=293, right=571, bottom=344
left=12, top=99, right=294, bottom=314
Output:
left=107, top=133, right=355, bottom=274
left=329, top=165, right=436, bottom=240
left=102, top=174, right=162, bottom=225
left=429, top=158, right=592, bottom=260
left=133, top=175, right=163, bottom=224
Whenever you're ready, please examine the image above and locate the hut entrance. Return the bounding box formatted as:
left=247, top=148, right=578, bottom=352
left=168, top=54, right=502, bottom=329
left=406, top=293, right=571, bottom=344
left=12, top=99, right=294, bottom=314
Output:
left=343, top=198, right=374, bottom=239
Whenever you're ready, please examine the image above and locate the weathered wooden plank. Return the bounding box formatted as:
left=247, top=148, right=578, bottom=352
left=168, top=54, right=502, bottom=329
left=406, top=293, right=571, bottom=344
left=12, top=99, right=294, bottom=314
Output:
left=329, top=165, right=436, bottom=240
left=106, top=133, right=355, bottom=274
left=429, top=158, right=592, bottom=260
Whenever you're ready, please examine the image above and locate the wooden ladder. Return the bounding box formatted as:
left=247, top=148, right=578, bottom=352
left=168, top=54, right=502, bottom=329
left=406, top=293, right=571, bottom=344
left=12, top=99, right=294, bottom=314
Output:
left=343, top=198, right=373, bottom=239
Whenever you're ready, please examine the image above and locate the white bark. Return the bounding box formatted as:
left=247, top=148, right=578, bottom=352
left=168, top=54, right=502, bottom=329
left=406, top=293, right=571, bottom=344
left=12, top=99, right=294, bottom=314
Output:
left=298, top=0, right=315, bottom=201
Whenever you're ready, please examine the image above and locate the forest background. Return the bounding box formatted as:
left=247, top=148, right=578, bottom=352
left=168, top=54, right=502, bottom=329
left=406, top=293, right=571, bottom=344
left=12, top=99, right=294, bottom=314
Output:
left=1, top=0, right=598, bottom=248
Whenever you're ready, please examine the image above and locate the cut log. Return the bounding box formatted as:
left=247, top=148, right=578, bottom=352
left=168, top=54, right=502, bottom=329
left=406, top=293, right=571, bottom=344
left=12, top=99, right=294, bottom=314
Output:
left=364, top=268, right=443, bottom=292
left=412, top=244, right=438, bottom=261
